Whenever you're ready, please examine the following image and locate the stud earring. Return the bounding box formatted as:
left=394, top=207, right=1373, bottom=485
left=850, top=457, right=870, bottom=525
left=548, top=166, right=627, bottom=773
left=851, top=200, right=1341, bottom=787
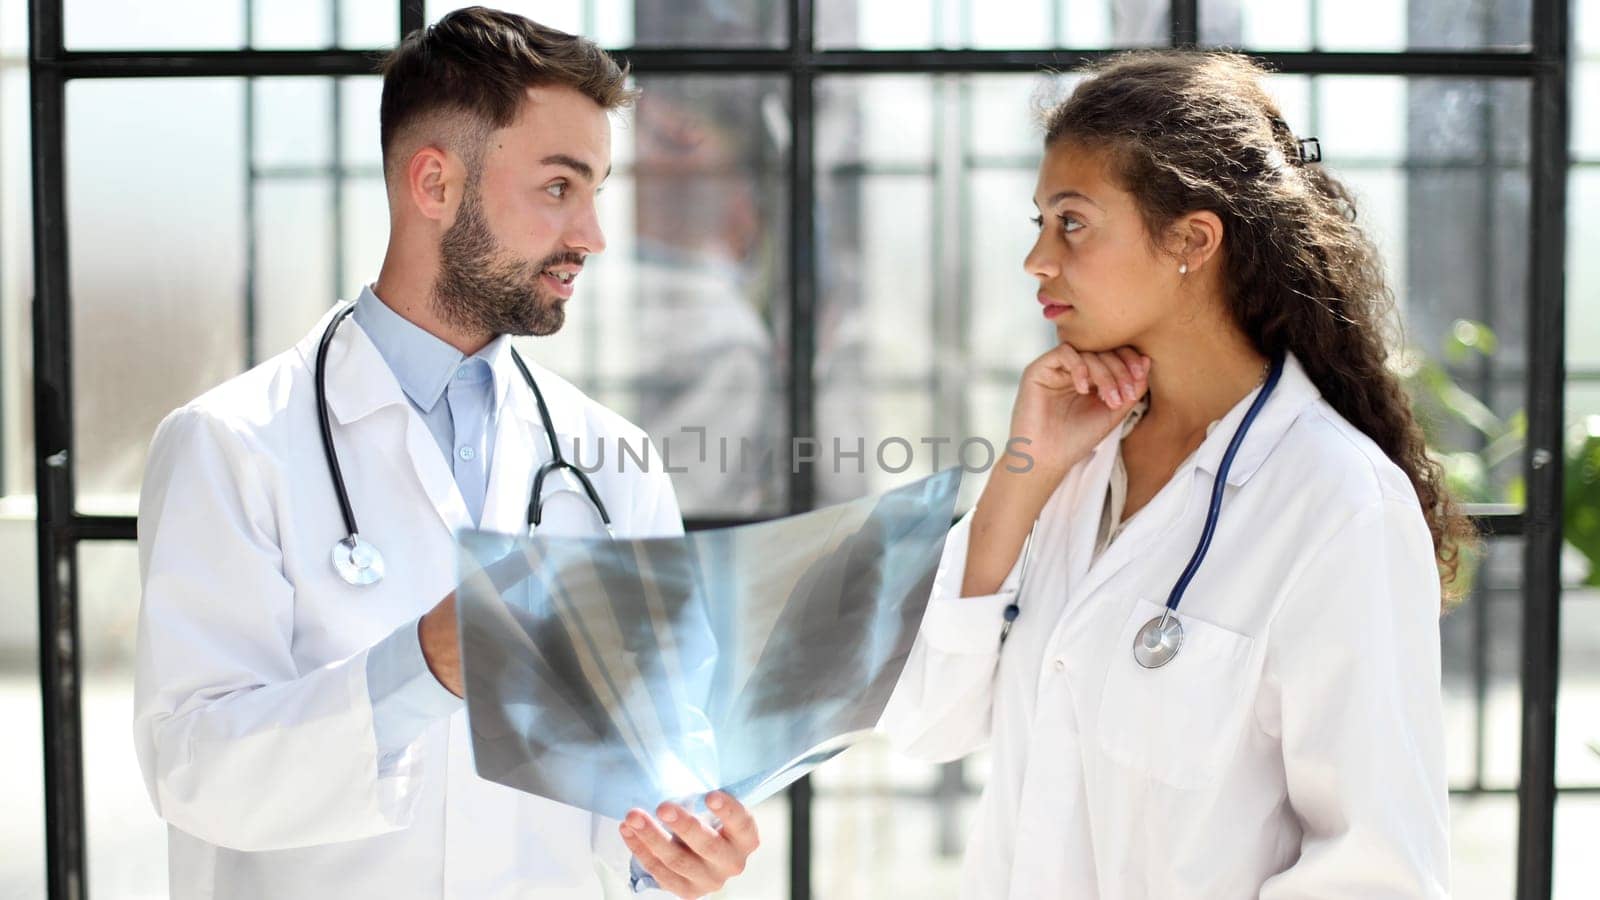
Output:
left=1179, top=263, right=1188, bottom=275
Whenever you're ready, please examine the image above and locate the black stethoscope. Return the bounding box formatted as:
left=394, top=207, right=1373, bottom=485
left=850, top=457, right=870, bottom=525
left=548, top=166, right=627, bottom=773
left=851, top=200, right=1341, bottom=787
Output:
left=316, top=302, right=614, bottom=586
left=1000, top=353, right=1285, bottom=668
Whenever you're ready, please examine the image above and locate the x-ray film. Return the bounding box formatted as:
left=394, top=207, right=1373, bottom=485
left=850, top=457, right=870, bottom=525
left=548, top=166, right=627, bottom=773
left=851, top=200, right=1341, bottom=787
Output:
left=454, top=467, right=962, bottom=819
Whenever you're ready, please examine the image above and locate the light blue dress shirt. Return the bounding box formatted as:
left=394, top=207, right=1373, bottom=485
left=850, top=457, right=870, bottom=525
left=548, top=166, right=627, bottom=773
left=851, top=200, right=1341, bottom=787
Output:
left=356, top=285, right=505, bottom=770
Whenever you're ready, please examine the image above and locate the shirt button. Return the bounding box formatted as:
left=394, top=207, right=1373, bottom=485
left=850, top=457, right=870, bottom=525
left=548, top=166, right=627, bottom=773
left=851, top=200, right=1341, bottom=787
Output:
left=1052, top=658, right=1065, bottom=672
left=458, top=446, right=476, bottom=461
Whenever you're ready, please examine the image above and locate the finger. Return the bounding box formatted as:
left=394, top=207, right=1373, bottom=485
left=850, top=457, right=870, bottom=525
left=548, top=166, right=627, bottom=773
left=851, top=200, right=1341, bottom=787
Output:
left=623, top=809, right=712, bottom=886
left=1080, top=354, right=1123, bottom=408
left=1114, top=346, right=1148, bottom=386
left=1045, top=343, right=1092, bottom=394
left=619, top=828, right=697, bottom=899
left=708, top=791, right=760, bottom=858
left=1110, top=347, right=1147, bottom=401
left=1097, top=351, right=1138, bottom=406
left=658, top=802, right=743, bottom=876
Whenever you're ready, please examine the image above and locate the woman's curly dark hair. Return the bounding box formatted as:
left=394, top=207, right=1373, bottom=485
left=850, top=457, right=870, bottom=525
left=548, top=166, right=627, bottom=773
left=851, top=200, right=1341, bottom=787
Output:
left=1045, top=50, right=1475, bottom=603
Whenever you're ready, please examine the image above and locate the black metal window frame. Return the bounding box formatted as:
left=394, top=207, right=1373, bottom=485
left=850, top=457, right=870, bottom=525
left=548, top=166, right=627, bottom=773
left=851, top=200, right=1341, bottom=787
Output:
left=25, top=1, right=1569, bottom=898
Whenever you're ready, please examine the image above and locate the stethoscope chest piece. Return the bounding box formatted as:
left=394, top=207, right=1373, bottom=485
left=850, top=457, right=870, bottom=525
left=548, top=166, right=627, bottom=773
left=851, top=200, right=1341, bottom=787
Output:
left=332, top=535, right=385, bottom=586
left=1132, top=609, right=1184, bottom=669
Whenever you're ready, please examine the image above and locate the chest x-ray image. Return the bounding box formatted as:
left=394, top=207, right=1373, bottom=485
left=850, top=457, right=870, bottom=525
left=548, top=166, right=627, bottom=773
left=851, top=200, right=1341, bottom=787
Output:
left=454, top=468, right=962, bottom=820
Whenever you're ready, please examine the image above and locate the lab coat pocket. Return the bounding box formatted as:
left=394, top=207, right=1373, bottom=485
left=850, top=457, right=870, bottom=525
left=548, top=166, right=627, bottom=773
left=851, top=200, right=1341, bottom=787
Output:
left=1094, top=598, right=1257, bottom=790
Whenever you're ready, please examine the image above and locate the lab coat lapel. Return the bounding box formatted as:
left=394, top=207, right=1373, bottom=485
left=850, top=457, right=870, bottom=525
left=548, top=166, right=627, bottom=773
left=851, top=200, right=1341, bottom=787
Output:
left=307, top=305, right=474, bottom=541
left=1071, top=467, right=1198, bottom=607
left=402, top=413, right=475, bottom=538
left=1062, top=427, right=1128, bottom=592
left=480, top=388, right=540, bottom=537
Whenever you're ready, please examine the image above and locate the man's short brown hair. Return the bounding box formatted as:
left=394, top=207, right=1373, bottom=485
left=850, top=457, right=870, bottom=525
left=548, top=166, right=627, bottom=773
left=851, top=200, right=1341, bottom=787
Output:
left=379, top=6, right=635, bottom=176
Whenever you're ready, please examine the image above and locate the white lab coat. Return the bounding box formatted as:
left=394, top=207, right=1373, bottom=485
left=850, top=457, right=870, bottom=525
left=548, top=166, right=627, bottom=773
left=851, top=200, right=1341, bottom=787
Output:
left=881, top=354, right=1450, bottom=899
left=133, top=304, right=683, bottom=899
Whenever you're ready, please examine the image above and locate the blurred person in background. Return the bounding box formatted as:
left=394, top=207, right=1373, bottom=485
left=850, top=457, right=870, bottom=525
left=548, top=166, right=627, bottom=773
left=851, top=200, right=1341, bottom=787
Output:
left=626, top=78, right=783, bottom=514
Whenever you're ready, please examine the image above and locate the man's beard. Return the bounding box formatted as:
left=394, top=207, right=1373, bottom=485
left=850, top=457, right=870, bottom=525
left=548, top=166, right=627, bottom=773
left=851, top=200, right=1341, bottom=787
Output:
left=432, top=185, right=577, bottom=338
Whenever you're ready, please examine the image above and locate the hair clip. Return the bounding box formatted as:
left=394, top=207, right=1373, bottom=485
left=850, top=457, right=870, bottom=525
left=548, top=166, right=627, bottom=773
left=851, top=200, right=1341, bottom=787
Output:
left=1266, top=115, right=1321, bottom=166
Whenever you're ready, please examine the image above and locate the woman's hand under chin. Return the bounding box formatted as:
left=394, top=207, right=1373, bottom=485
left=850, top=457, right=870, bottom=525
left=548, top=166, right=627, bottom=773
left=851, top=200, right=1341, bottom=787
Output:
left=1007, top=342, right=1150, bottom=482
left=958, top=342, right=1149, bottom=598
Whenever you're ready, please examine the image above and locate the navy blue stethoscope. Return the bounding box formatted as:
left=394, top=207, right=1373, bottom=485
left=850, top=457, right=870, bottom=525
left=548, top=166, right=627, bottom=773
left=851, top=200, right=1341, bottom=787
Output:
left=1000, top=353, right=1286, bottom=669
left=316, top=302, right=614, bottom=586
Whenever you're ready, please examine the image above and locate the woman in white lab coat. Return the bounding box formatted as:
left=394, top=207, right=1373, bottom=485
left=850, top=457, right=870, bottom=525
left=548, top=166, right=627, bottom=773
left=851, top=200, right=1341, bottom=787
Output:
left=882, top=51, right=1472, bottom=898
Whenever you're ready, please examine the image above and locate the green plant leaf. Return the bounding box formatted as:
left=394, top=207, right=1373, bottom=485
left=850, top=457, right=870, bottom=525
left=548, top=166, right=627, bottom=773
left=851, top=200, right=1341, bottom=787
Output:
left=1565, top=420, right=1600, bottom=588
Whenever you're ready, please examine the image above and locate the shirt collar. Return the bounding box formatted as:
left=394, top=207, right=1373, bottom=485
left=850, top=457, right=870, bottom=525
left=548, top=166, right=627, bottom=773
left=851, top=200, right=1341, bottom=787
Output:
left=1092, top=352, right=1322, bottom=488
left=352, top=285, right=506, bottom=412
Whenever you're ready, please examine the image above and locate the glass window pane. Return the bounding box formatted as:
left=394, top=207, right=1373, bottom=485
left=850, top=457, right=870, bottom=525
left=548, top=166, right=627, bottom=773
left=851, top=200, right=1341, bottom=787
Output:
left=425, top=0, right=785, bottom=47
left=65, top=0, right=397, bottom=50
left=812, top=753, right=974, bottom=898
left=252, top=78, right=334, bottom=169
left=1560, top=573, right=1600, bottom=790
left=337, top=175, right=391, bottom=300
left=69, top=78, right=248, bottom=516
left=1555, top=795, right=1600, bottom=898
left=1200, top=0, right=1530, bottom=51
left=339, top=78, right=385, bottom=170
left=1569, top=170, right=1600, bottom=371
left=66, top=0, right=244, bottom=50
left=254, top=178, right=337, bottom=359
left=622, top=0, right=784, bottom=46
left=78, top=541, right=169, bottom=896
left=252, top=0, right=333, bottom=48
left=2, top=62, right=31, bottom=499
left=1435, top=536, right=1526, bottom=899
left=0, top=516, right=42, bottom=897
left=339, top=0, right=403, bottom=49
left=1583, top=0, right=1600, bottom=53
left=1577, top=61, right=1600, bottom=161
left=817, top=0, right=1170, bottom=49
left=0, top=0, right=24, bottom=56
left=1449, top=794, right=1517, bottom=898
left=1442, top=537, right=1525, bottom=792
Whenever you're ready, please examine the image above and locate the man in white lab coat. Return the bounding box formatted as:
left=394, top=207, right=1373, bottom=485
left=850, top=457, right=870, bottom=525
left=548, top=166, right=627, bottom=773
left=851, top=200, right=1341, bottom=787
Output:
left=133, top=8, right=758, bottom=898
